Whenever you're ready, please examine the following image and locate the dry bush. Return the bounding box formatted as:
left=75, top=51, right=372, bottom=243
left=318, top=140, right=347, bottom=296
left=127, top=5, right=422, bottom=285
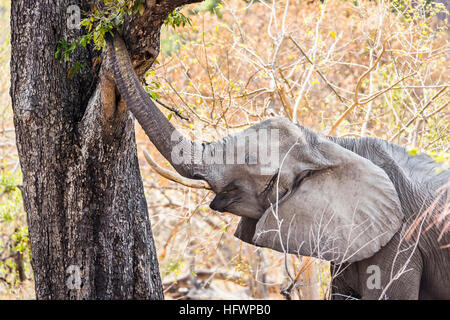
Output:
left=139, top=0, right=448, bottom=299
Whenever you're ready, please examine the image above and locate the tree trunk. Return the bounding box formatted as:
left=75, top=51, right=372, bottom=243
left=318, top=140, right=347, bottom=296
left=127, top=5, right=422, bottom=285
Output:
left=10, top=0, right=199, bottom=299
left=300, top=260, right=319, bottom=300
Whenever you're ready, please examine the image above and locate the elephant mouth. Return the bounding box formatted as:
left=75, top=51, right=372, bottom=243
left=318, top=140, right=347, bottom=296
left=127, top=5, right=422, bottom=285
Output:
left=220, top=199, right=240, bottom=213
left=210, top=196, right=241, bottom=213
left=226, top=198, right=241, bottom=209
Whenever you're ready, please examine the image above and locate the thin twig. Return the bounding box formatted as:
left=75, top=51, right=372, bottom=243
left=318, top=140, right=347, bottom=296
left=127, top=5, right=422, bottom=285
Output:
left=390, top=86, right=448, bottom=141
left=155, top=99, right=190, bottom=121
left=289, top=34, right=346, bottom=104
left=329, top=44, right=386, bottom=135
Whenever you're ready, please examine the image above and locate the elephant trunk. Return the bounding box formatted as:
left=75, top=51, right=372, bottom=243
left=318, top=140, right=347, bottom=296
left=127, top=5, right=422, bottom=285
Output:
left=107, top=35, right=208, bottom=180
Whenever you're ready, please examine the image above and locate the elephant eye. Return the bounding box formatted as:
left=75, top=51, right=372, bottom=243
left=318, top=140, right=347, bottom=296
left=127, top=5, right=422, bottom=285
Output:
left=222, top=186, right=238, bottom=195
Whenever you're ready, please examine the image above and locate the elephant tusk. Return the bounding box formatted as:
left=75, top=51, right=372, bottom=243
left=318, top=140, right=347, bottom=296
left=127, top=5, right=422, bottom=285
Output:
left=143, top=150, right=211, bottom=190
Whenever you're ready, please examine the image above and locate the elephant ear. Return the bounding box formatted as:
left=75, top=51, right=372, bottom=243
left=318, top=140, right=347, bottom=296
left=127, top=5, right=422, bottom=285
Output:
left=235, top=139, right=403, bottom=263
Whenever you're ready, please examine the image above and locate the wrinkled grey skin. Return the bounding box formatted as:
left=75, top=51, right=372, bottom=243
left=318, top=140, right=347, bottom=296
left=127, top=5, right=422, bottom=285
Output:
left=107, top=36, right=449, bottom=299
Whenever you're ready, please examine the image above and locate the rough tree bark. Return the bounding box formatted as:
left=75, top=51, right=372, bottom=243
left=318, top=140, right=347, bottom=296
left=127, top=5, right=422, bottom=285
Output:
left=10, top=0, right=200, bottom=299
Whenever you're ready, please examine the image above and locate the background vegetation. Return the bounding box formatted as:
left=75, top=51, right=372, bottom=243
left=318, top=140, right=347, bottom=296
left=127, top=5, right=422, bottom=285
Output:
left=0, top=0, right=448, bottom=299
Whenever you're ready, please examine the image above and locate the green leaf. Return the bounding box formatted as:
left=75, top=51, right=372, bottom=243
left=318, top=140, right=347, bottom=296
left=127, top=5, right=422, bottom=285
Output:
left=138, top=3, right=145, bottom=16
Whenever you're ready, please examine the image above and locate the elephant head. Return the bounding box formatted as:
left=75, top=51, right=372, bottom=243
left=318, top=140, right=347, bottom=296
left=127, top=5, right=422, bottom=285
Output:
left=107, top=35, right=403, bottom=264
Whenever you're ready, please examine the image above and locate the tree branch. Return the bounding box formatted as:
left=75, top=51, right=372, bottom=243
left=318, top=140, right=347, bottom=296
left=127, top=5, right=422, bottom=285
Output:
left=390, top=86, right=448, bottom=141
left=328, top=44, right=386, bottom=135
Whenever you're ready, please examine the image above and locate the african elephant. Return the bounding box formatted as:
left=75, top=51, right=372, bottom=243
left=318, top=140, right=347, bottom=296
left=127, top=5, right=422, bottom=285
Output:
left=107, top=35, right=449, bottom=300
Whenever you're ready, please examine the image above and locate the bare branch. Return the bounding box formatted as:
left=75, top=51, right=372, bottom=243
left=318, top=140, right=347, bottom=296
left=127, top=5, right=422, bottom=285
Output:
left=328, top=44, right=386, bottom=135
left=390, top=86, right=448, bottom=141
left=289, top=34, right=346, bottom=104
left=155, top=99, right=190, bottom=121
